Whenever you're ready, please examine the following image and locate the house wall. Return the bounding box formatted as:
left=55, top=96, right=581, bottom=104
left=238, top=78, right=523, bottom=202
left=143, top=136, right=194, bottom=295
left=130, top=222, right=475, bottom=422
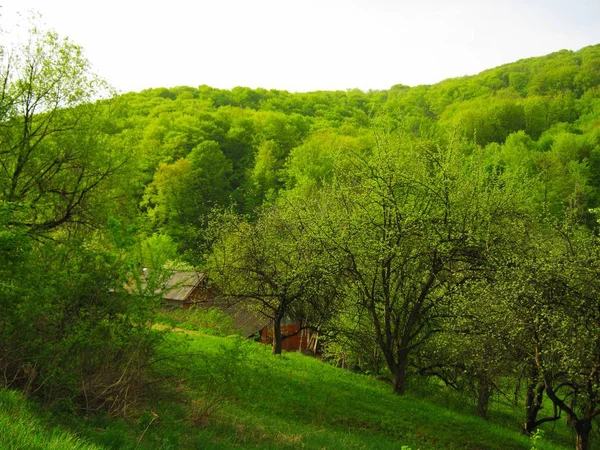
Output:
left=260, top=324, right=312, bottom=352
left=189, top=284, right=215, bottom=305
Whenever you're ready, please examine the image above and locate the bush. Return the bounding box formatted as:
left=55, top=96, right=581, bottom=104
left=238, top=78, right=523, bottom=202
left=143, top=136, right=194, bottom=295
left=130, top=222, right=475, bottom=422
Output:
left=0, top=240, right=163, bottom=416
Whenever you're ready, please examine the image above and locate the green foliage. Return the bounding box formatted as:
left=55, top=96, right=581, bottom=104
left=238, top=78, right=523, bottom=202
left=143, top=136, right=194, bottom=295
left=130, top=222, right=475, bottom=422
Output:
left=0, top=23, right=116, bottom=234
left=100, top=44, right=600, bottom=444
left=2, top=17, right=600, bottom=448
left=0, top=19, right=163, bottom=418
left=96, top=44, right=600, bottom=263
left=187, top=140, right=233, bottom=208
left=296, top=131, right=526, bottom=394
left=531, top=429, right=545, bottom=450
left=444, top=96, right=527, bottom=145
left=206, top=202, right=341, bottom=354
left=283, top=129, right=373, bottom=193
left=0, top=238, right=163, bottom=413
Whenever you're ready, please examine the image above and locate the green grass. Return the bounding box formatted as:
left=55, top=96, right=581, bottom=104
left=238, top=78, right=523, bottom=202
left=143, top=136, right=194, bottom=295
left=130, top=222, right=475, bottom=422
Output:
left=0, top=389, right=101, bottom=450
left=1, top=328, right=576, bottom=449
left=155, top=307, right=239, bottom=336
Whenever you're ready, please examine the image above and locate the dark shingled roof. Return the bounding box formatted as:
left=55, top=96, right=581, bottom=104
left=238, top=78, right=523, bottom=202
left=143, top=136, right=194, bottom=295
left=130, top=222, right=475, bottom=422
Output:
left=163, top=271, right=206, bottom=301
left=218, top=302, right=270, bottom=338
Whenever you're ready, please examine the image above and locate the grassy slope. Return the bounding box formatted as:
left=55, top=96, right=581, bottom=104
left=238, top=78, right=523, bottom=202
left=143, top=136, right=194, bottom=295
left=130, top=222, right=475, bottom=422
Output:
left=0, top=389, right=101, bottom=450
left=1, top=329, right=574, bottom=450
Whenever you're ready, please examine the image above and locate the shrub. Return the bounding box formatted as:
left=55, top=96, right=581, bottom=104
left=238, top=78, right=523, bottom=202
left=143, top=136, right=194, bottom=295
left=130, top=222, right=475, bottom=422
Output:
left=0, top=240, right=163, bottom=416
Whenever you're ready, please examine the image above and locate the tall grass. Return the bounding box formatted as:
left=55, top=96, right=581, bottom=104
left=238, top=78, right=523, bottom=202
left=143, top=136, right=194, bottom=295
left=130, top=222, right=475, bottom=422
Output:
left=0, top=390, right=102, bottom=450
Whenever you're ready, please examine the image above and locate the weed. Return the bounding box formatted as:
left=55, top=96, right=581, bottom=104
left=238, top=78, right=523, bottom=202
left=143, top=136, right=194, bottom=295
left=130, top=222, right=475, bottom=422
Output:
left=530, top=429, right=545, bottom=450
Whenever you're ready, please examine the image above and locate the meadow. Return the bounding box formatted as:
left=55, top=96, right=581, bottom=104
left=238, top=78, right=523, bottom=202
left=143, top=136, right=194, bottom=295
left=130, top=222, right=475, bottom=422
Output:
left=0, top=323, right=574, bottom=450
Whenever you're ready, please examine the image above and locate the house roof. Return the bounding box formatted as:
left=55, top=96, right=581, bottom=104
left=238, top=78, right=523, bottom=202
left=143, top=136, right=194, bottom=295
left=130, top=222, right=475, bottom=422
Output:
left=224, top=303, right=271, bottom=337
left=163, top=271, right=206, bottom=301
left=160, top=270, right=270, bottom=337
left=209, top=298, right=270, bottom=337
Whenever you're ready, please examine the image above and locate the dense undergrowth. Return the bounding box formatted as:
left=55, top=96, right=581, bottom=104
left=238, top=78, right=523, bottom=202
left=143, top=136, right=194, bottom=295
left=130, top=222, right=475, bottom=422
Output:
left=1, top=327, right=574, bottom=450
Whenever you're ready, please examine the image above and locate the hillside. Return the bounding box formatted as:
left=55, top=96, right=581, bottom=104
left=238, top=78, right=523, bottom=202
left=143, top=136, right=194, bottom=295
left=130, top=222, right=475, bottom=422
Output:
left=2, top=28, right=600, bottom=450
left=99, top=44, right=600, bottom=261
left=0, top=328, right=573, bottom=449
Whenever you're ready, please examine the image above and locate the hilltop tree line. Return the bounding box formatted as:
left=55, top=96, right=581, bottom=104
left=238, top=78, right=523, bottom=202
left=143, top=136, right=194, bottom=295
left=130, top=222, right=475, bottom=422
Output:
left=2, top=19, right=600, bottom=449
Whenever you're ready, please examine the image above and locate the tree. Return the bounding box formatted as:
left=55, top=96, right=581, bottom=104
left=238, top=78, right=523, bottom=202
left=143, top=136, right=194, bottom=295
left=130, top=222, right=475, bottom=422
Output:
left=414, top=286, right=519, bottom=421
left=142, top=140, right=232, bottom=259
left=143, top=157, right=195, bottom=234
left=207, top=203, right=341, bottom=354
left=502, top=218, right=600, bottom=450
left=0, top=22, right=117, bottom=235
left=187, top=140, right=232, bottom=209
left=301, top=133, right=521, bottom=394
left=247, top=140, right=280, bottom=207
left=0, top=18, right=163, bottom=415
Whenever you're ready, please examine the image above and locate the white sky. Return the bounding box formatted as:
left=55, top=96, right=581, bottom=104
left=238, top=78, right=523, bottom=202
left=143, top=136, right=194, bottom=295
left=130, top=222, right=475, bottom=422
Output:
left=1, top=0, right=599, bottom=94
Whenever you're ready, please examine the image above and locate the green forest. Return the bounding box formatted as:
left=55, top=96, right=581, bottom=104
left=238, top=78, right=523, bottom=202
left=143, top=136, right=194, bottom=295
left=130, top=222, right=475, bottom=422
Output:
left=2, top=20, right=600, bottom=450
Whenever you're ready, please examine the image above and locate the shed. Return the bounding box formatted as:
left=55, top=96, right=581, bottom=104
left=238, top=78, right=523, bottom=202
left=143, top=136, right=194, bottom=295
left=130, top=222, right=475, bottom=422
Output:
left=216, top=300, right=271, bottom=338
left=259, top=317, right=316, bottom=353
left=160, top=271, right=268, bottom=337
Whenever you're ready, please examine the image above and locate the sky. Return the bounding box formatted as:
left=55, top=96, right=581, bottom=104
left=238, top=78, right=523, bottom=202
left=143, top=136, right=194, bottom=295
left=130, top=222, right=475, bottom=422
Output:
left=1, top=0, right=599, bottom=94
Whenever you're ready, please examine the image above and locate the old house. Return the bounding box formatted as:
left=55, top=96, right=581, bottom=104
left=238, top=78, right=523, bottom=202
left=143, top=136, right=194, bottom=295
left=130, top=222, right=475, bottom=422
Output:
left=161, top=271, right=269, bottom=338
left=162, top=270, right=316, bottom=352
left=162, top=271, right=212, bottom=309
left=259, top=318, right=317, bottom=353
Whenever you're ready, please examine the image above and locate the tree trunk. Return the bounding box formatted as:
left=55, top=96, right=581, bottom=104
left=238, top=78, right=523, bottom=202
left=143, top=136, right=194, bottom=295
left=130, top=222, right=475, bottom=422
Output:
left=575, top=419, right=592, bottom=450
left=392, top=349, right=409, bottom=395
left=392, top=369, right=406, bottom=395
left=310, top=331, right=319, bottom=355
left=476, top=374, right=490, bottom=419
left=272, top=319, right=283, bottom=355
left=523, top=382, right=545, bottom=434
left=541, top=374, right=593, bottom=450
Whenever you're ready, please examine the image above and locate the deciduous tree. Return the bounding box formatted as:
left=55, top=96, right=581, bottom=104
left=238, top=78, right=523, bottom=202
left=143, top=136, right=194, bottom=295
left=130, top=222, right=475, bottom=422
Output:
left=207, top=203, right=341, bottom=354
left=302, top=133, right=521, bottom=394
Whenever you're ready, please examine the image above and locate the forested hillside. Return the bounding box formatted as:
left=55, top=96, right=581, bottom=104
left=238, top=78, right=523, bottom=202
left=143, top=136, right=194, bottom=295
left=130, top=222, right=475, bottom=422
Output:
left=99, top=44, right=600, bottom=260
left=2, top=20, right=600, bottom=449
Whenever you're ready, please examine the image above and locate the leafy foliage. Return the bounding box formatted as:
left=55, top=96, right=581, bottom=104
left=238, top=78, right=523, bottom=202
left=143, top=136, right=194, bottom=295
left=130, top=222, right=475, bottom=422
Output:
left=2, top=14, right=600, bottom=448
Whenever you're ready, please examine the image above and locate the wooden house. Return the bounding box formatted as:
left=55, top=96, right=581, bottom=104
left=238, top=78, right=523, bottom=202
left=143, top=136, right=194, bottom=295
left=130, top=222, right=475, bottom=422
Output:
left=162, top=271, right=212, bottom=309
left=161, top=271, right=269, bottom=338
left=259, top=318, right=317, bottom=352
left=162, top=271, right=316, bottom=352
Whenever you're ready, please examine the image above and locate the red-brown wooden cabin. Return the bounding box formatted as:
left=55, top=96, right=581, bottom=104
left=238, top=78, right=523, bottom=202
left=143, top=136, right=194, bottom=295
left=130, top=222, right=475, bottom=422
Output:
left=161, top=271, right=317, bottom=353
